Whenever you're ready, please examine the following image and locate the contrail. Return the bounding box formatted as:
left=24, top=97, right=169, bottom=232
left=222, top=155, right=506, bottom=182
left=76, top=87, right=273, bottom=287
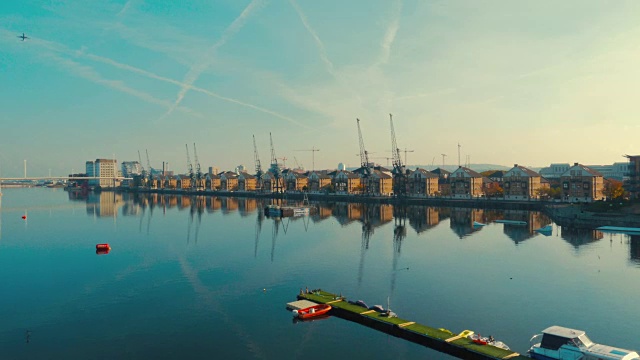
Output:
left=161, top=0, right=266, bottom=120
left=117, top=0, right=133, bottom=17
left=377, top=0, right=403, bottom=66
left=82, top=53, right=310, bottom=128
left=289, top=0, right=364, bottom=107
left=289, top=0, right=337, bottom=77
left=1, top=28, right=309, bottom=128
left=41, top=50, right=203, bottom=117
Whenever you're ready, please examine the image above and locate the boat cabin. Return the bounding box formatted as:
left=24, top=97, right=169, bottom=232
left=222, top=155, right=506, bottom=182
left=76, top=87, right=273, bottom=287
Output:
left=531, top=326, right=639, bottom=360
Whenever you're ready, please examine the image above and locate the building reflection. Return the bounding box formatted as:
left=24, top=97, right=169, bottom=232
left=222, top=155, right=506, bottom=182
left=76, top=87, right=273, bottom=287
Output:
left=560, top=226, right=604, bottom=247
left=85, top=192, right=124, bottom=217
left=407, top=206, right=450, bottom=234
left=629, top=235, right=640, bottom=265
left=500, top=211, right=552, bottom=244
left=449, top=208, right=485, bottom=238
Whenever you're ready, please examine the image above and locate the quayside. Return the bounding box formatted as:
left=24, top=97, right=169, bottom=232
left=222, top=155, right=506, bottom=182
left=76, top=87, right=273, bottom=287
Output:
left=296, top=290, right=529, bottom=360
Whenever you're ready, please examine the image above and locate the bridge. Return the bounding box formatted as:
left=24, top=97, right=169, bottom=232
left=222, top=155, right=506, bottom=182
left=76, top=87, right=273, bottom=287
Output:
left=0, top=177, right=132, bottom=181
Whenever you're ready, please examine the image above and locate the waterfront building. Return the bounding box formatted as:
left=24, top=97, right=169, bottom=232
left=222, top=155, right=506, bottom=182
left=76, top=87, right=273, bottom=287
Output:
left=539, top=163, right=570, bottom=180
left=219, top=172, right=239, bottom=191
left=332, top=170, right=361, bottom=194
left=308, top=170, right=332, bottom=193
left=430, top=168, right=451, bottom=195
left=177, top=175, right=191, bottom=190
left=560, top=163, right=604, bottom=203
left=408, top=168, right=439, bottom=197
left=205, top=173, right=221, bottom=191
left=121, top=161, right=142, bottom=178
left=503, top=164, right=544, bottom=200
left=238, top=172, right=257, bottom=191
left=208, top=166, right=220, bottom=176
left=260, top=172, right=284, bottom=193
left=284, top=171, right=308, bottom=192
left=624, top=155, right=640, bottom=199
left=450, top=167, right=484, bottom=199
left=369, top=169, right=393, bottom=196
left=540, top=162, right=628, bottom=181
left=485, top=170, right=505, bottom=184
left=86, top=159, right=118, bottom=188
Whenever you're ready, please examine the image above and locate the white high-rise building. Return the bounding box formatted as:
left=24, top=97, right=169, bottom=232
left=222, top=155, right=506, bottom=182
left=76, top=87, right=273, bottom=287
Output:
left=87, top=159, right=118, bottom=187
left=338, top=162, right=346, bottom=171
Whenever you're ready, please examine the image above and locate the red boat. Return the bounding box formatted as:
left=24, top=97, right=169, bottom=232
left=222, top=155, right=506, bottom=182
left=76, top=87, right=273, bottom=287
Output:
left=292, top=304, right=332, bottom=320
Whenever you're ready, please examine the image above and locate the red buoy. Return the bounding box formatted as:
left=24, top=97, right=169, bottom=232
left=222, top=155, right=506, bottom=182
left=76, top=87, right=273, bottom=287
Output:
left=96, top=248, right=110, bottom=255
left=21, top=215, right=27, bottom=220
left=96, top=243, right=111, bottom=250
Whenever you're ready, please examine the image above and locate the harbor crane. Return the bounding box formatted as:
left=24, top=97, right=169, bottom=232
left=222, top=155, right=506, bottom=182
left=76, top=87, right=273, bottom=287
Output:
left=138, top=150, right=146, bottom=179
left=253, top=135, right=263, bottom=190
left=269, top=133, right=283, bottom=193
left=185, top=144, right=194, bottom=188
left=389, top=114, right=407, bottom=197
left=357, top=118, right=372, bottom=194
left=145, top=149, right=153, bottom=188
left=193, top=143, right=203, bottom=190
left=294, top=146, right=320, bottom=171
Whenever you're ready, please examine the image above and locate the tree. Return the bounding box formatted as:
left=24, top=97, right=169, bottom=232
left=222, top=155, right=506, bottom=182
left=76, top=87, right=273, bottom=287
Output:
left=604, top=179, right=625, bottom=200
left=484, top=182, right=503, bottom=197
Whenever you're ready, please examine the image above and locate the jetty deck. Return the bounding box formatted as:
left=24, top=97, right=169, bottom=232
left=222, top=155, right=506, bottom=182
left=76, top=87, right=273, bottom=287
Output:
left=297, top=290, right=530, bottom=360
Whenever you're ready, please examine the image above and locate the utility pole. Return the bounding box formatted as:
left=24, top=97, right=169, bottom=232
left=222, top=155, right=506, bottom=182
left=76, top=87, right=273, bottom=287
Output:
left=24, top=160, right=26, bottom=178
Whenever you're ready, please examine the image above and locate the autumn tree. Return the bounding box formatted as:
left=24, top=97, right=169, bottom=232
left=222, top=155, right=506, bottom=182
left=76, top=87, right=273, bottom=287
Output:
left=604, top=179, right=625, bottom=200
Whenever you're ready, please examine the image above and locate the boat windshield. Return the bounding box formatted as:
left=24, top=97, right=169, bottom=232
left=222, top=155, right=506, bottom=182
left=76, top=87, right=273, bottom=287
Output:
left=577, top=334, right=593, bottom=347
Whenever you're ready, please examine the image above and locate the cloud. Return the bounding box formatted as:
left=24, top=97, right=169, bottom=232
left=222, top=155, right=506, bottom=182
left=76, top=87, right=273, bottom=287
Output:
left=160, top=0, right=266, bottom=120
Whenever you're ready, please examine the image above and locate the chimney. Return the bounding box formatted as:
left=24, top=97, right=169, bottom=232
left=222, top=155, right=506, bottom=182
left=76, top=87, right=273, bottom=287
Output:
left=574, top=162, right=578, bottom=166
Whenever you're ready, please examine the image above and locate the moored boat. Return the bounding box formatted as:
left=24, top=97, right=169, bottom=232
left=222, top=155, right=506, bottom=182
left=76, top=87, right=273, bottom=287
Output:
left=292, top=304, right=332, bottom=320
left=529, top=326, right=639, bottom=360
left=468, top=333, right=510, bottom=350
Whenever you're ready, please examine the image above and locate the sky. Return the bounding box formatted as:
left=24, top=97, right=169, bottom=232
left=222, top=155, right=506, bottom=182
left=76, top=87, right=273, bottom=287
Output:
left=1, top=0, right=640, bottom=177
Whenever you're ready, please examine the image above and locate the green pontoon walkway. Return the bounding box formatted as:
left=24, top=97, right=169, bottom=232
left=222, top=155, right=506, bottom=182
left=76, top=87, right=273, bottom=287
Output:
left=297, top=290, right=530, bottom=360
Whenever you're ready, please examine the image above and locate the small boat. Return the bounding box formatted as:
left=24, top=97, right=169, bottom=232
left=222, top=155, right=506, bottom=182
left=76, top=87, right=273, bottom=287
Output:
left=495, top=220, right=527, bottom=225
left=96, top=243, right=111, bottom=250
left=468, top=334, right=510, bottom=350
left=473, top=221, right=486, bottom=227
left=529, top=325, right=639, bottom=360
left=292, top=304, right=331, bottom=320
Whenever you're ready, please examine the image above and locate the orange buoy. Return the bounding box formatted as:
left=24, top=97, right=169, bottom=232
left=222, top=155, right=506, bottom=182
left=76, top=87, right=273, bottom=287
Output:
left=21, top=215, right=27, bottom=220
left=96, top=243, right=111, bottom=250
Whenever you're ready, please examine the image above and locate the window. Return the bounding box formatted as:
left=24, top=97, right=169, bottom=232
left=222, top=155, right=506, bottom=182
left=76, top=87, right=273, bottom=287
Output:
left=563, top=182, right=568, bottom=189
left=583, top=183, right=589, bottom=189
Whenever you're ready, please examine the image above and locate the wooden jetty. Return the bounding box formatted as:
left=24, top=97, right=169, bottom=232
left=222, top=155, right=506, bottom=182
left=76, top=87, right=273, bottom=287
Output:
left=296, top=290, right=529, bottom=360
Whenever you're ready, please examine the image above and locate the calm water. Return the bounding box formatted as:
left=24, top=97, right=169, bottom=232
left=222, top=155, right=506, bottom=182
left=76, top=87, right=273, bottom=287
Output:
left=1, top=188, right=639, bottom=359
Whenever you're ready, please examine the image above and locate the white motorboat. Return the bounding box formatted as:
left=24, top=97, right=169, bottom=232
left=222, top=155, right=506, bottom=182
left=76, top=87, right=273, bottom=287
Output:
left=529, top=326, right=639, bottom=360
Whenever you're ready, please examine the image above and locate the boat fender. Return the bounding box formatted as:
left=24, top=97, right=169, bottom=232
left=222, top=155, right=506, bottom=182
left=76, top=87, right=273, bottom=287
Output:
left=292, top=310, right=299, bottom=316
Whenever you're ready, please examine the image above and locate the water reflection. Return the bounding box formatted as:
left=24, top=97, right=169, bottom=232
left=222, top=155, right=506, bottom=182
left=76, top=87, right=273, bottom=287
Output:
left=630, top=235, right=640, bottom=265
left=500, top=211, right=552, bottom=244
left=63, top=192, right=633, bottom=260
left=559, top=226, right=603, bottom=248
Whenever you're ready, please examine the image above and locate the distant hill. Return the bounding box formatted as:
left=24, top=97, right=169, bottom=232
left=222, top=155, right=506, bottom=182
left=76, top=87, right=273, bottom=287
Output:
left=346, top=164, right=513, bottom=173
left=410, top=164, right=512, bottom=173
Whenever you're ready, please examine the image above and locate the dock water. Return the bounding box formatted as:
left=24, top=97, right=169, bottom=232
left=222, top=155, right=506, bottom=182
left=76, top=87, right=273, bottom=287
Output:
left=296, top=290, right=530, bottom=360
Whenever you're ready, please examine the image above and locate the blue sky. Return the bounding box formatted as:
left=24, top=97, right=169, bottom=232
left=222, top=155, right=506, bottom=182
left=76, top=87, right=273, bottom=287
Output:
left=1, top=0, right=640, bottom=177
